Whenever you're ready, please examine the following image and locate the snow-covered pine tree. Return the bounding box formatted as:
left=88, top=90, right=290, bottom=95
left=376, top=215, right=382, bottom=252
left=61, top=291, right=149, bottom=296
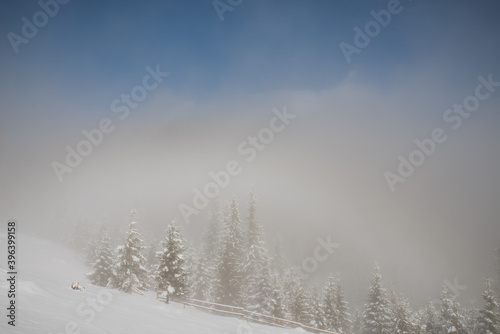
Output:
left=476, top=278, right=500, bottom=334
left=423, top=303, right=440, bottom=334
left=155, top=219, right=188, bottom=297
left=283, top=269, right=300, bottom=319
left=190, top=251, right=212, bottom=301
left=311, top=285, right=326, bottom=329
left=283, top=269, right=311, bottom=324
left=464, top=306, right=478, bottom=334
left=362, top=263, right=393, bottom=334
left=351, top=310, right=364, bottom=334
left=322, top=274, right=350, bottom=333
left=204, top=199, right=223, bottom=261
left=242, top=191, right=271, bottom=312
left=439, top=285, right=467, bottom=334
left=108, top=209, right=149, bottom=293
left=323, top=274, right=340, bottom=332
left=251, top=260, right=274, bottom=315
left=84, top=236, right=99, bottom=267
left=392, top=295, right=416, bottom=334
left=289, top=282, right=312, bottom=325
left=496, top=247, right=500, bottom=297
left=86, top=227, right=114, bottom=287
left=334, top=276, right=351, bottom=334
left=214, top=198, right=244, bottom=306
left=269, top=269, right=286, bottom=319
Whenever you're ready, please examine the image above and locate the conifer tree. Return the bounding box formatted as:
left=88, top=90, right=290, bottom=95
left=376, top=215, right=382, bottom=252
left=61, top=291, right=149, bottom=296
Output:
left=424, top=303, right=441, bottom=334
left=214, top=198, right=244, bottom=306
left=439, top=285, right=467, bottom=334
left=311, top=285, right=326, bottom=329
left=335, top=276, right=351, bottom=334
left=362, top=263, right=393, bottom=334
left=284, top=269, right=311, bottom=324
left=393, top=295, right=416, bottom=334
left=477, top=278, right=500, bottom=334
left=190, top=252, right=212, bottom=301
left=86, top=227, right=114, bottom=287
left=108, top=209, right=149, bottom=293
left=204, top=200, right=223, bottom=261
left=269, top=270, right=286, bottom=319
left=323, top=274, right=339, bottom=331
left=242, top=191, right=270, bottom=311
left=155, top=219, right=188, bottom=297
left=250, top=261, right=274, bottom=315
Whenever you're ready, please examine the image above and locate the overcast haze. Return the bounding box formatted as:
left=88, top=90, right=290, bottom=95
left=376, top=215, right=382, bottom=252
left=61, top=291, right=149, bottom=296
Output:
left=1, top=0, right=500, bottom=310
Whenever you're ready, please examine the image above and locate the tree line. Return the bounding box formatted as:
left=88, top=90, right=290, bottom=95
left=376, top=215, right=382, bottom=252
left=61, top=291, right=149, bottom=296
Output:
left=80, top=192, right=500, bottom=334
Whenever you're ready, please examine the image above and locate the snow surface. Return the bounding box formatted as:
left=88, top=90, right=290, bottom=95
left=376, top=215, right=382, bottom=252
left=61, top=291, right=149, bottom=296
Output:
left=0, top=233, right=309, bottom=334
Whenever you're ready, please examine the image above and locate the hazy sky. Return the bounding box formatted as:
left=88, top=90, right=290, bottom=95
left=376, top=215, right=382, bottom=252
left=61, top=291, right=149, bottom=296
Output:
left=1, top=0, right=500, bottom=308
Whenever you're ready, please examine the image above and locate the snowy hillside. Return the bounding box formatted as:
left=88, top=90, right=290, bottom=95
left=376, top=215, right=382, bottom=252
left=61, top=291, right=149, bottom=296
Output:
left=0, top=233, right=307, bottom=334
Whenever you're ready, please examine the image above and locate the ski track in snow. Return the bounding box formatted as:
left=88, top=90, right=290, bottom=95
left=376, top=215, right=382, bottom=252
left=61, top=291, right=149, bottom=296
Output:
left=0, top=233, right=308, bottom=334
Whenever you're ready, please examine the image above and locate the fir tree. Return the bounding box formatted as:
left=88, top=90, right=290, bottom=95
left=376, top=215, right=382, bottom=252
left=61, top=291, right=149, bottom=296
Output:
left=477, top=278, right=500, bottom=334
left=439, top=285, right=467, bottom=334
left=335, top=276, right=351, bottom=334
left=393, top=295, right=416, bottom=334
left=214, top=198, right=244, bottom=306
left=86, top=227, right=114, bottom=287
left=323, top=274, right=339, bottom=331
left=204, top=200, right=223, bottom=261
left=284, top=269, right=311, bottom=324
left=290, top=283, right=312, bottom=325
left=251, top=260, right=274, bottom=315
left=424, top=303, right=441, bottom=334
left=269, top=270, right=286, bottom=319
left=352, top=310, right=364, bottom=334
left=242, top=191, right=270, bottom=312
left=108, top=209, right=149, bottom=293
left=190, top=252, right=212, bottom=301
left=496, top=247, right=500, bottom=297
left=362, top=263, right=393, bottom=334
left=311, top=285, right=326, bottom=329
left=155, top=219, right=188, bottom=297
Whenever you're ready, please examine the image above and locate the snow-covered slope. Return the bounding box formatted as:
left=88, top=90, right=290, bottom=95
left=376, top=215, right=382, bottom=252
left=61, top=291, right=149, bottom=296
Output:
left=0, top=233, right=306, bottom=334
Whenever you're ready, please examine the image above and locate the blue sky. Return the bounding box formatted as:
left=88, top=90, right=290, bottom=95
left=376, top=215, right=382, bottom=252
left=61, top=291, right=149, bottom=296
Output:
left=2, top=0, right=499, bottom=111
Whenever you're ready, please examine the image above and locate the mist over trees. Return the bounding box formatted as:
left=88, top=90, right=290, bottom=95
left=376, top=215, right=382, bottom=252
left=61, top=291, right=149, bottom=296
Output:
left=78, top=191, right=500, bottom=333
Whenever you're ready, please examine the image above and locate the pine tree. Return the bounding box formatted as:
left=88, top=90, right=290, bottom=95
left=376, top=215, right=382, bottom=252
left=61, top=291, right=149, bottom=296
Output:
left=477, top=278, right=500, bottom=334
left=269, top=270, right=286, bottom=319
left=424, top=303, right=440, bottom=334
left=439, top=285, right=467, bottom=334
left=190, top=251, right=212, bottom=301
left=214, top=198, right=244, bottom=306
left=352, top=310, right=364, bottom=334
left=86, top=227, right=114, bottom=287
left=323, top=274, right=339, bottom=331
left=108, top=209, right=149, bottom=293
left=335, top=276, right=351, bottom=334
left=251, top=260, right=274, bottom=315
left=283, top=269, right=311, bottom=324
left=362, top=263, right=393, bottom=334
left=289, top=283, right=312, bottom=325
left=204, top=200, right=223, bottom=261
left=393, top=295, right=416, bottom=334
left=311, top=285, right=326, bottom=329
left=155, top=219, right=188, bottom=297
left=496, top=247, right=500, bottom=297
left=242, top=191, right=271, bottom=312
